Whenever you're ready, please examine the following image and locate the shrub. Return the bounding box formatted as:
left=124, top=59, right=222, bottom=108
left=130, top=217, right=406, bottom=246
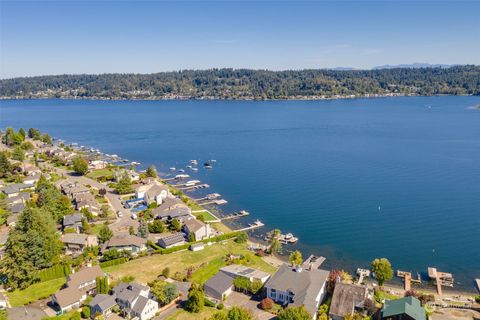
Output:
left=69, top=312, right=81, bottom=320
left=259, top=297, right=274, bottom=310
left=161, top=267, right=171, bottom=278
left=475, top=295, right=480, bottom=303
left=217, top=303, right=224, bottom=310
left=81, top=306, right=90, bottom=318
left=205, top=298, right=216, bottom=307
left=100, top=257, right=127, bottom=268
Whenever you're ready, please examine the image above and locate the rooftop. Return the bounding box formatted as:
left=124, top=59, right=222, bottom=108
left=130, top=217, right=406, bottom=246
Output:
left=329, top=282, right=367, bottom=318
left=382, top=296, right=426, bottom=320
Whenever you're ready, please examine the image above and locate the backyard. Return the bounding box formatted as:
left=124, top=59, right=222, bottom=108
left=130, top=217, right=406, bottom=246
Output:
left=6, top=277, right=66, bottom=307
left=103, top=240, right=277, bottom=285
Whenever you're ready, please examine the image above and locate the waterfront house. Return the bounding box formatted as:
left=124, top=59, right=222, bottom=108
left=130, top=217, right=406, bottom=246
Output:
left=183, top=218, right=213, bottom=241
left=264, top=264, right=329, bottom=319
left=102, top=234, right=147, bottom=255
left=61, top=233, right=98, bottom=256
left=381, top=296, right=426, bottom=320
left=88, top=159, right=108, bottom=170
left=156, top=232, right=186, bottom=249
left=89, top=294, right=117, bottom=319
left=155, top=207, right=192, bottom=223
left=329, top=283, right=368, bottom=320
left=144, top=184, right=169, bottom=205
left=63, top=213, right=83, bottom=233
left=112, top=282, right=159, bottom=320
left=204, top=265, right=270, bottom=302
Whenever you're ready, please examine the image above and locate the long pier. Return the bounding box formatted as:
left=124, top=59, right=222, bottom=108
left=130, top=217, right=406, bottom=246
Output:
left=193, top=193, right=221, bottom=201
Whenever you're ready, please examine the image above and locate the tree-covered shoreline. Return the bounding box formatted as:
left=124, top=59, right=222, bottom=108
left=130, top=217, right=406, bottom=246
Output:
left=1, top=66, right=479, bottom=100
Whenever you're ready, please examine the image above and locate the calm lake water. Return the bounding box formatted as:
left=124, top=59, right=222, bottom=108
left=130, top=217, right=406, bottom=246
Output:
left=1, top=97, right=479, bottom=290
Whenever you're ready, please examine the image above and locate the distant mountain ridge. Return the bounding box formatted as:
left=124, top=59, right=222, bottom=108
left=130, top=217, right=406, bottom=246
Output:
left=372, top=63, right=457, bottom=70
left=1, top=66, right=479, bottom=100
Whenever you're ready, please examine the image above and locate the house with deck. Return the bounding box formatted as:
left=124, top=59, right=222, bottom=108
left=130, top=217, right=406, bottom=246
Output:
left=329, top=282, right=368, bottom=320
left=61, top=233, right=98, bottom=256
left=102, top=234, right=147, bottom=255
left=183, top=218, right=213, bottom=241
left=112, top=282, right=159, bottom=320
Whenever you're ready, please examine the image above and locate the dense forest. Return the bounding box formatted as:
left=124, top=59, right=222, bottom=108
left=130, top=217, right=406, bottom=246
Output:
left=1, top=66, right=479, bottom=100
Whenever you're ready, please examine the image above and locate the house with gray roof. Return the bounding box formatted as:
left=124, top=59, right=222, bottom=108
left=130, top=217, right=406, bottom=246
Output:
left=156, top=232, right=186, bottom=249
left=183, top=218, right=213, bottom=241
left=89, top=294, right=117, bottom=319
left=144, top=184, right=168, bottom=205
left=52, top=286, right=86, bottom=314
left=63, top=213, right=83, bottom=233
left=204, top=264, right=271, bottom=302
left=1, top=183, right=31, bottom=198
left=61, top=233, right=98, bottom=256
left=155, top=207, right=192, bottom=223
left=329, top=282, right=368, bottom=320
left=112, top=282, right=158, bottom=320
left=102, top=234, right=147, bottom=255
left=264, top=264, right=330, bottom=319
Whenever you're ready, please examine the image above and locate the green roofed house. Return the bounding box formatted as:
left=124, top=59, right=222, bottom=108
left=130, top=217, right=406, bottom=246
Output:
left=381, top=296, right=426, bottom=320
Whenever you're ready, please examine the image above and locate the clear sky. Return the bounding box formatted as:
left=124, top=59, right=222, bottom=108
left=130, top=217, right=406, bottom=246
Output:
left=1, top=0, right=479, bottom=79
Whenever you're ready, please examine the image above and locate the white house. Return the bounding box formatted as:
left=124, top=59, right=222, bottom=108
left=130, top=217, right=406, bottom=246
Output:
left=183, top=218, right=213, bottom=241
left=112, top=282, right=158, bottom=320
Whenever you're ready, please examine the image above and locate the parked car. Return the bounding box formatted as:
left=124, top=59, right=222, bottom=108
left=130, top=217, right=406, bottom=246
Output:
left=116, top=210, right=123, bottom=218
left=131, top=213, right=137, bottom=220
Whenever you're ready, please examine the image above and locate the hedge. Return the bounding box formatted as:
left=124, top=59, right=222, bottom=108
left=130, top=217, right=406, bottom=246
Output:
left=155, top=231, right=241, bottom=255
left=35, top=264, right=71, bottom=282
left=100, top=257, right=127, bottom=268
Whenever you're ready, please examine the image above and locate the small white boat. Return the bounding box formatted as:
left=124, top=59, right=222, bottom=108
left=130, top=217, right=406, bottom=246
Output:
left=186, top=165, right=192, bottom=169
left=190, top=160, right=198, bottom=165
left=191, top=168, right=198, bottom=172
left=178, top=169, right=185, bottom=173
left=169, top=167, right=176, bottom=171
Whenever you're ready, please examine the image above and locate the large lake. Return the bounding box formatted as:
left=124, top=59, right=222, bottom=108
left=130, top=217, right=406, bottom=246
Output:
left=1, top=97, right=479, bottom=290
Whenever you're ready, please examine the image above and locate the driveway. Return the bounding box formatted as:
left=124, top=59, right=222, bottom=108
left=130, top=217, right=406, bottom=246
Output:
left=7, top=306, right=48, bottom=320
left=225, top=292, right=275, bottom=320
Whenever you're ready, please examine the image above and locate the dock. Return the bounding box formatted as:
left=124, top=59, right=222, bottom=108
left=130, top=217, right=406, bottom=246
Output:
left=193, top=193, right=221, bottom=201
left=397, top=270, right=421, bottom=291
left=199, top=199, right=227, bottom=206
left=356, top=268, right=371, bottom=285
left=234, top=219, right=264, bottom=232
left=163, top=174, right=190, bottom=181
left=428, top=267, right=454, bottom=295
left=475, top=279, right=480, bottom=293
left=221, top=210, right=250, bottom=221
left=178, top=183, right=210, bottom=191
left=303, top=255, right=326, bottom=270
left=173, top=180, right=200, bottom=187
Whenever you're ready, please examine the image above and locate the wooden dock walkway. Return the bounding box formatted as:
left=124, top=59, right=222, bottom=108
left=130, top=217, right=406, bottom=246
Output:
left=200, top=199, right=227, bottom=205
left=178, top=183, right=210, bottom=191
left=193, top=193, right=221, bottom=201
left=234, top=220, right=264, bottom=232
left=221, top=210, right=249, bottom=221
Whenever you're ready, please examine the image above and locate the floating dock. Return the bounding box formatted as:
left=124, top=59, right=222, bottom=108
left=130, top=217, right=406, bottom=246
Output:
left=221, top=210, right=250, bottom=221
left=163, top=174, right=190, bottom=181
left=397, top=270, right=422, bottom=291
left=173, top=180, right=200, bottom=187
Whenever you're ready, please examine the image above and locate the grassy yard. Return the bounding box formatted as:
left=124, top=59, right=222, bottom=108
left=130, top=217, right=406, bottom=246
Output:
left=165, top=307, right=219, bottom=320
left=89, top=223, right=106, bottom=236
left=87, top=168, right=114, bottom=180
left=211, top=222, right=232, bottom=234
left=195, top=210, right=219, bottom=222
left=7, top=277, right=66, bottom=307
left=103, top=240, right=276, bottom=285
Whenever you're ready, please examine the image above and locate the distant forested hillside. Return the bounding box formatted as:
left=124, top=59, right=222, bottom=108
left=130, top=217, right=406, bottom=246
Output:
left=1, top=66, right=479, bottom=100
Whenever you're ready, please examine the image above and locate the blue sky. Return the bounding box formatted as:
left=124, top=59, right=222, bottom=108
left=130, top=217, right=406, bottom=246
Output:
left=1, top=1, right=479, bottom=78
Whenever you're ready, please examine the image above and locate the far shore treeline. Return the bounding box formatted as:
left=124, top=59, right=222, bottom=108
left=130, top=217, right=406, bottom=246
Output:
left=1, top=66, right=479, bottom=100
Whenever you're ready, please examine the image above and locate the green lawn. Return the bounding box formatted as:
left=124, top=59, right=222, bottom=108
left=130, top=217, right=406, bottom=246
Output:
left=103, top=240, right=276, bottom=285
left=89, top=223, right=105, bottom=236
left=195, top=211, right=219, bottom=222
left=87, top=168, right=113, bottom=180
left=7, top=278, right=66, bottom=307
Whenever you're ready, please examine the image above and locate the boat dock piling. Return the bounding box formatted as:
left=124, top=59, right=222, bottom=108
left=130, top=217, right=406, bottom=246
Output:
left=221, top=210, right=250, bottom=221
